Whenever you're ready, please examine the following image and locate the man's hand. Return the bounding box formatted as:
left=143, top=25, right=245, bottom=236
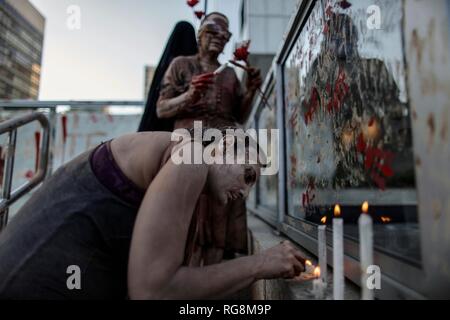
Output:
left=246, top=67, right=262, bottom=93
left=188, top=72, right=215, bottom=103
left=254, top=240, right=306, bottom=280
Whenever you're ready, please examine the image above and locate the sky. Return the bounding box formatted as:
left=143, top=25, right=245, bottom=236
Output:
left=29, top=0, right=241, bottom=101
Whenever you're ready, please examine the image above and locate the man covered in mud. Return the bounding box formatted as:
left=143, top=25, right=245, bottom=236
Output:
left=156, top=12, right=263, bottom=264
left=0, top=130, right=306, bottom=299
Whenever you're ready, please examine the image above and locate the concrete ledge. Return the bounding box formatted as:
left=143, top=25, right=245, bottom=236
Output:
left=247, top=214, right=360, bottom=300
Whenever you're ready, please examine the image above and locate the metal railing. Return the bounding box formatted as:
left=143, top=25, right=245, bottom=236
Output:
left=0, top=113, right=50, bottom=230
left=0, top=100, right=144, bottom=173
left=0, top=100, right=144, bottom=229
left=0, top=100, right=144, bottom=109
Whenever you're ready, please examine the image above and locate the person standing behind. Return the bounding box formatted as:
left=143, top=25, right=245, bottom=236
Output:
left=156, top=12, right=263, bottom=266
left=157, top=12, right=262, bottom=129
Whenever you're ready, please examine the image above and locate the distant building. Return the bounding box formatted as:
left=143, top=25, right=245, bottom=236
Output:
left=0, top=0, right=45, bottom=100
left=239, top=0, right=298, bottom=79
left=143, top=65, right=156, bottom=99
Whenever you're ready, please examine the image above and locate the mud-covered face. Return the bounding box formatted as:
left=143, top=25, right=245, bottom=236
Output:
left=198, top=14, right=231, bottom=55
left=208, top=163, right=260, bottom=206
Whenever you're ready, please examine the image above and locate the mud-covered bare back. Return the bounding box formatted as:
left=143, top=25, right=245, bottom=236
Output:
left=110, top=132, right=181, bottom=191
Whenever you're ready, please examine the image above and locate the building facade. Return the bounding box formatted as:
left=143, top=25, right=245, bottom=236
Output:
left=239, top=0, right=299, bottom=79
left=0, top=0, right=45, bottom=100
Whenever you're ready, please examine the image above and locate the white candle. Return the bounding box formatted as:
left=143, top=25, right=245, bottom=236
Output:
left=318, top=224, right=327, bottom=284
left=213, top=63, right=228, bottom=75
left=359, top=201, right=374, bottom=300
left=312, top=267, right=326, bottom=299
left=333, top=204, right=345, bottom=300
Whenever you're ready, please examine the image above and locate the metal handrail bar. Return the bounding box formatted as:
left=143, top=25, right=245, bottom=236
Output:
left=0, top=113, right=51, bottom=230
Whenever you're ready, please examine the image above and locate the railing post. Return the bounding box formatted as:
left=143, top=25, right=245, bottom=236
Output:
left=46, top=107, right=57, bottom=177
left=0, top=129, right=17, bottom=230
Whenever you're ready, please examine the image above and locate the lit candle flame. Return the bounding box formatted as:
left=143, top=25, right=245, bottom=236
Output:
left=381, top=216, right=392, bottom=223
left=321, top=216, right=327, bottom=224
left=362, top=201, right=369, bottom=214
left=313, top=266, right=321, bottom=278
left=334, top=204, right=341, bottom=217
left=305, top=260, right=313, bottom=267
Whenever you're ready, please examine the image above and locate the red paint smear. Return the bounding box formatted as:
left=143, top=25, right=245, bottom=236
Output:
left=61, top=115, right=68, bottom=144
left=356, top=133, right=395, bottom=190
left=302, top=178, right=317, bottom=208
left=90, top=113, right=98, bottom=123
left=326, top=67, right=350, bottom=114
left=364, top=148, right=395, bottom=178
left=338, top=0, right=352, bottom=9
left=356, top=133, right=366, bottom=153
left=25, top=170, right=34, bottom=180
left=35, top=131, right=41, bottom=172
left=302, top=193, right=308, bottom=207
left=371, top=172, right=386, bottom=191
left=304, top=69, right=349, bottom=126
left=186, top=0, right=199, bottom=8
left=290, top=154, right=297, bottom=188
left=194, top=11, right=205, bottom=19
left=323, top=21, right=330, bottom=35
left=303, top=87, right=320, bottom=125
left=307, top=178, right=316, bottom=191
left=289, top=107, right=299, bottom=130
left=325, top=5, right=333, bottom=17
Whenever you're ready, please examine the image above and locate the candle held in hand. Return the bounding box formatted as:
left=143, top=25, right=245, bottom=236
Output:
left=213, top=63, right=228, bottom=75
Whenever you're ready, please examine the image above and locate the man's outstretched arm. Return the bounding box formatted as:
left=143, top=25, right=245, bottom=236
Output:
left=128, top=157, right=305, bottom=300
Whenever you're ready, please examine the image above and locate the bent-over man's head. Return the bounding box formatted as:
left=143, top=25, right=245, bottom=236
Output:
left=171, top=127, right=265, bottom=206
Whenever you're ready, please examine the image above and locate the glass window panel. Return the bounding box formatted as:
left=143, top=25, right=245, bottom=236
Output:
left=256, top=86, right=279, bottom=213
left=283, top=0, right=420, bottom=264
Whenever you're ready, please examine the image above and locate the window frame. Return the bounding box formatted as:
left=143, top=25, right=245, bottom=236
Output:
left=248, top=0, right=441, bottom=299
left=247, top=70, right=280, bottom=228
